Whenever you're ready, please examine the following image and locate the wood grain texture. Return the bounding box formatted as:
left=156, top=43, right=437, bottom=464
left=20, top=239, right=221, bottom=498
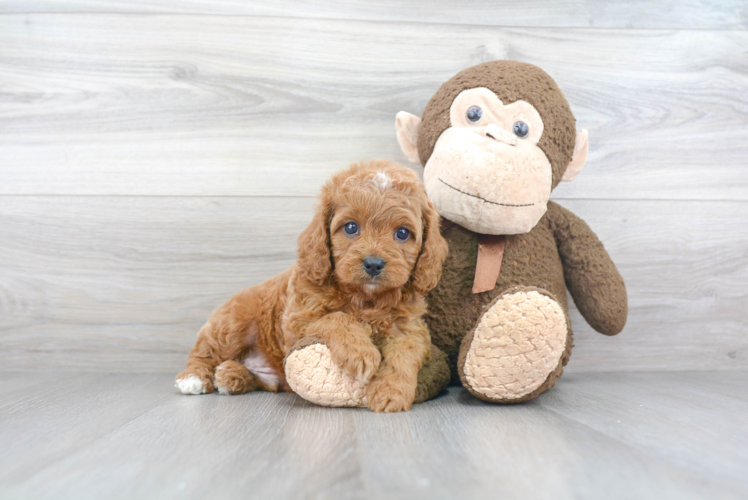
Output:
left=538, top=371, right=748, bottom=486
left=1, top=196, right=745, bottom=373
left=0, top=15, right=746, bottom=200
left=0, top=373, right=173, bottom=485
left=2, top=371, right=746, bottom=499
left=1, top=1, right=746, bottom=29
left=1, top=8, right=745, bottom=375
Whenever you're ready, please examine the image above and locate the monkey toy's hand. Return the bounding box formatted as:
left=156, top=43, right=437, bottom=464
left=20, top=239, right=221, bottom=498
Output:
left=547, top=201, right=628, bottom=336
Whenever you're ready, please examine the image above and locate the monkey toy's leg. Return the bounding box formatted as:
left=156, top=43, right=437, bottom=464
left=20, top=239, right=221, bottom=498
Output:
left=284, top=337, right=450, bottom=408
left=457, top=286, right=572, bottom=403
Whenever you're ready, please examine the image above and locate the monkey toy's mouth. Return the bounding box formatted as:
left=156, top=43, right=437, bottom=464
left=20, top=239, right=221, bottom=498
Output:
left=438, top=178, right=534, bottom=208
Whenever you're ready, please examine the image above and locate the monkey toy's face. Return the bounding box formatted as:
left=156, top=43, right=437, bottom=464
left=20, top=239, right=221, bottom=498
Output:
left=423, top=87, right=550, bottom=235
left=396, top=61, right=588, bottom=236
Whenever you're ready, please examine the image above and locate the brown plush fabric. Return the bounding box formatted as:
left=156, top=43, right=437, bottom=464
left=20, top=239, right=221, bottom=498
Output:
left=545, top=202, right=628, bottom=335
left=417, top=60, right=577, bottom=189
left=414, top=344, right=451, bottom=404
left=424, top=223, right=483, bottom=381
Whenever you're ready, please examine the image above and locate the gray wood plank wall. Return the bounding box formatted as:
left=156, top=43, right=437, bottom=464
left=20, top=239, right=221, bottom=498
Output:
left=1, top=2, right=746, bottom=373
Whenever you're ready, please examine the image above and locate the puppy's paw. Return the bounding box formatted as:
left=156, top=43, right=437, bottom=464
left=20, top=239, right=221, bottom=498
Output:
left=214, top=360, right=258, bottom=395
left=366, top=376, right=415, bottom=413
left=330, top=342, right=382, bottom=384
left=175, top=371, right=214, bottom=395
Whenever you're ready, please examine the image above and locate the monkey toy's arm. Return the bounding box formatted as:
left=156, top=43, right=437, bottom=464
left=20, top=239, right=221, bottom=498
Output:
left=546, top=201, right=627, bottom=336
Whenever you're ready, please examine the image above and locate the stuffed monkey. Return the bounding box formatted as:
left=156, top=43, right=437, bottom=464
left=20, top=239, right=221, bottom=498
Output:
left=395, top=60, right=628, bottom=403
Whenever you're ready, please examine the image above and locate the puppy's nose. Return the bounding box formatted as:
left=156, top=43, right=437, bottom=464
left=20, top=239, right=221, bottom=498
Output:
left=362, top=257, right=385, bottom=277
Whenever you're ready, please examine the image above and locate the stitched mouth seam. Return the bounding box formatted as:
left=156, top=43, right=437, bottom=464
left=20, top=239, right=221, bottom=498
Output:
left=438, top=178, right=534, bottom=207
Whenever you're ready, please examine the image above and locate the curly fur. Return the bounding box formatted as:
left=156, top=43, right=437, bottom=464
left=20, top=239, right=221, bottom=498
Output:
left=176, top=160, right=448, bottom=412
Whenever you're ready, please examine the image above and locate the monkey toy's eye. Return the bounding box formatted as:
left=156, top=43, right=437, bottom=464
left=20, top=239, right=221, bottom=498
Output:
left=466, top=106, right=483, bottom=124
left=513, top=121, right=529, bottom=138
left=394, top=227, right=410, bottom=242
left=344, top=222, right=359, bottom=235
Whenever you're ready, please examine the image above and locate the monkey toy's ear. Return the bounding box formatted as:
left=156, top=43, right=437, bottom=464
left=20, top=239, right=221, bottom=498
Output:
left=395, top=111, right=422, bottom=165
left=562, top=129, right=589, bottom=182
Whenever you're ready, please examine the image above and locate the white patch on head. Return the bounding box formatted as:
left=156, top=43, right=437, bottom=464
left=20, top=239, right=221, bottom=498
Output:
left=175, top=375, right=206, bottom=395
left=371, top=171, right=392, bottom=190
left=243, top=350, right=281, bottom=391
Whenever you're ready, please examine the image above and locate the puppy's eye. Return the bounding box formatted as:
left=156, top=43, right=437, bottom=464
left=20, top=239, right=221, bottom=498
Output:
left=394, top=227, right=410, bottom=242
left=343, top=222, right=359, bottom=235
left=513, top=121, right=529, bottom=138
left=466, top=106, right=482, bottom=124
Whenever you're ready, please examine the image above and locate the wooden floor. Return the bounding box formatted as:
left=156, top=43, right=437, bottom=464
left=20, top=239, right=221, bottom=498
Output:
left=2, top=371, right=746, bottom=500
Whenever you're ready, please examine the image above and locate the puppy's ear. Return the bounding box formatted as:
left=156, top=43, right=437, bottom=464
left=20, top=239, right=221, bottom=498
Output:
left=412, top=194, right=448, bottom=295
left=297, top=190, right=334, bottom=286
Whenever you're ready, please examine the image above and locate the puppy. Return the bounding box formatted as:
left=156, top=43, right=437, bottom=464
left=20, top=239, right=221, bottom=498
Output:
left=175, top=159, right=448, bottom=412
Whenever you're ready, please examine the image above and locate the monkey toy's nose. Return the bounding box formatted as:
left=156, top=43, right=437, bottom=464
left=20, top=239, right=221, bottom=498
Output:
left=362, top=257, right=385, bottom=278
left=483, top=123, right=517, bottom=146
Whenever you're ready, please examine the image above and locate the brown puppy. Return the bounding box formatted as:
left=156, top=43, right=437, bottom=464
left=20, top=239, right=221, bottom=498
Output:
left=175, top=160, right=448, bottom=412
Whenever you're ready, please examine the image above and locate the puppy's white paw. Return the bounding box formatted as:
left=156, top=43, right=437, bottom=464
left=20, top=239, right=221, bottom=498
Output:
left=175, top=375, right=207, bottom=395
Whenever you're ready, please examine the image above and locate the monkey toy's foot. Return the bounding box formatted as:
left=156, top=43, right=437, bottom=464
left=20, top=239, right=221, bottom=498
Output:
left=458, top=287, right=571, bottom=403
left=284, top=337, right=367, bottom=407
left=284, top=337, right=451, bottom=408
